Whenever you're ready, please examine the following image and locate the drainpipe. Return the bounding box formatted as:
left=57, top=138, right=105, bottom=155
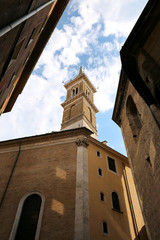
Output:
left=122, top=163, right=140, bottom=240
left=0, top=0, right=55, bottom=37
left=0, top=141, right=21, bottom=208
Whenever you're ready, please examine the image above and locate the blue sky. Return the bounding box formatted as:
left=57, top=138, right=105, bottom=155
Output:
left=0, top=0, right=148, bottom=155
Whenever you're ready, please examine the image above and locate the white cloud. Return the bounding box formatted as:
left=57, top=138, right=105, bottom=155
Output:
left=0, top=0, right=148, bottom=141
left=86, top=56, right=121, bottom=112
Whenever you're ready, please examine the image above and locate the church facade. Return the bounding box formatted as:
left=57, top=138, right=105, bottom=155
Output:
left=0, top=70, right=147, bottom=239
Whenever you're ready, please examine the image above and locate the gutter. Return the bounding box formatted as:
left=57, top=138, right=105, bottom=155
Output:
left=0, top=0, right=55, bottom=37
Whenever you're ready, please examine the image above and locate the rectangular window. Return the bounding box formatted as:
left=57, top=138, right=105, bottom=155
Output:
left=76, top=87, right=78, bottom=94
left=7, top=73, right=16, bottom=88
left=38, top=16, right=48, bottom=34
left=8, top=39, right=24, bottom=67
left=102, top=221, right=108, bottom=234
left=98, top=168, right=103, bottom=176
left=108, top=157, right=116, bottom=173
left=25, top=25, right=40, bottom=48
left=96, top=151, right=101, bottom=157
left=100, top=192, right=104, bottom=201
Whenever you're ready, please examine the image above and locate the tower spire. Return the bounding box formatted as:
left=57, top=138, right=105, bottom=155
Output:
left=79, top=66, right=83, bottom=75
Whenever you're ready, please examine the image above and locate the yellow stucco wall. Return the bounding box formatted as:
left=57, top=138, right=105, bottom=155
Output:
left=88, top=139, right=147, bottom=240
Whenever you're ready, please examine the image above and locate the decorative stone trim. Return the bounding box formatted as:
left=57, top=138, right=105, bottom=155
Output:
left=75, top=138, right=89, bottom=148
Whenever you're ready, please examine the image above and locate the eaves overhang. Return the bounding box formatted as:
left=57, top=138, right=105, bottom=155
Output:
left=120, top=0, right=160, bottom=106
left=112, top=69, right=128, bottom=127
left=88, top=136, right=128, bottom=162
left=0, top=127, right=92, bottom=149
left=4, top=0, right=70, bottom=113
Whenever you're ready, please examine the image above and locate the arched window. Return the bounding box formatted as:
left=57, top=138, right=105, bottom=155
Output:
left=112, top=192, right=120, bottom=211
left=126, top=95, right=142, bottom=138
left=72, top=89, right=76, bottom=96
left=76, top=87, right=78, bottom=95
left=102, top=221, right=108, bottom=234
left=72, top=87, right=78, bottom=97
left=9, top=193, right=44, bottom=240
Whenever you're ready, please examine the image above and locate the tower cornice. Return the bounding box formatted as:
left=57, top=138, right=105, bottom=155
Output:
left=61, top=92, right=99, bottom=113
left=64, top=72, right=97, bottom=93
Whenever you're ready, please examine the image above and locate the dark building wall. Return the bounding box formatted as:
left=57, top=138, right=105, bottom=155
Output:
left=0, top=1, right=52, bottom=110
left=0, top=0, right=70, bottom=114
left=115, top=79, right=160, bottom=240
left=113, top=1, right=160, bottom=239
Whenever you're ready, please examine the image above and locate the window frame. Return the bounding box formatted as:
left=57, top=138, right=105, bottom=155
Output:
left=25, top=25, right=40, bottom=49
left=100, top=192, right=105, bottom=202
left=102, top=221, right=108, bottom=235
left=7, top=73, right=16, bottom=88
left=98, top=168, right=103, bottom=177
left=107, top=156, right=117, bottom=174
left=96, top=151, right=101, bottom=158
left=72, top=87, right=78, bottom=97
left=8, top=39, right=24, bottom=67
left=111, top=191, right=123, bottom=213
left=9, top=192, right=45, bottom=240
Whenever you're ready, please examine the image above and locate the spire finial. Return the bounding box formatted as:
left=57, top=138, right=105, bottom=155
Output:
left=79, top=66, right=83, bottom=75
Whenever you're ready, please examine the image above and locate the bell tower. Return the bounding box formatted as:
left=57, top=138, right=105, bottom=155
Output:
left=61, top=67, right=99, bottom=139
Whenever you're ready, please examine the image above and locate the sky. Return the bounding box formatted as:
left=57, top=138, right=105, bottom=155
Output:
left=0, top=0, right=148, bottom=155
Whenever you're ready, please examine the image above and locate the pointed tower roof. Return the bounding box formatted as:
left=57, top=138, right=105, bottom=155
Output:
left=64, top=67, right=97, bottom=94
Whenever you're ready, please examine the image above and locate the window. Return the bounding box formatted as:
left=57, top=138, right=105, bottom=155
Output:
left=86, top=89, right=90, bottom=97
left=76, top=87, right=78, bottom=94
left=7, top=73, right=16, bottom=88
left=126, top=95, right=142, bottom=138
left=8, top=39, right=24, bottom=67
left=72, top=87, right=78, bottom=97
left=112, top=192, right=121, bottom=212
left=96, top=151, right=101, bottom=157
left=100, top=192, right=105, bottom=201
left=88, top=107, right=92, bottom=122
left=98, top=168, right=103, bottom=176
left=23, top=52, right=31, bottom=66
left=102, top=221, right=108, bottom=234
left=14, top=194, right=41, bottom=240
left=72, top=89, right=75, bottom=96
left=9, top=193, right=44, bottom=240
left=38, top=16, right=48, bottom=34
left=108, top=157, right=116, bottom=173
left=25, top=26, right=39, bottom=48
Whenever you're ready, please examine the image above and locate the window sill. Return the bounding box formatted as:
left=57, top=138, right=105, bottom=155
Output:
left=112, top=208, right=123, bottom=214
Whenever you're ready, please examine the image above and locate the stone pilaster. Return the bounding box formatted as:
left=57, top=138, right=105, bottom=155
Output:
left=74, top=138, right=90, bottom=240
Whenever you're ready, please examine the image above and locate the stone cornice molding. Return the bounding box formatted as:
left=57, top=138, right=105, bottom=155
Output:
left=64, top=72, right=97, bottom=93
left=61, top=92, right=98, bottom=113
